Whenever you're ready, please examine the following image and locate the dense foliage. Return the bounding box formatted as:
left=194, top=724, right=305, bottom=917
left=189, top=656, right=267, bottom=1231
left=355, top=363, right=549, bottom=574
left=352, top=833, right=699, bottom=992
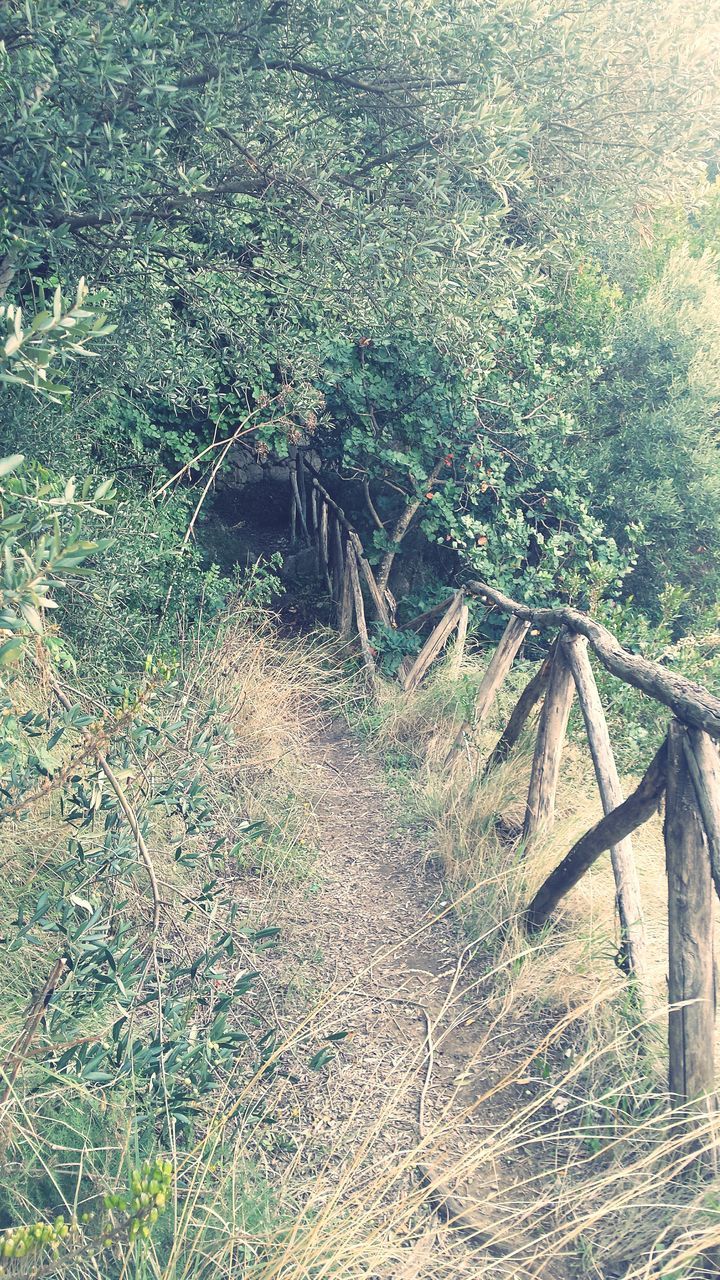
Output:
left=0, top=0, right=718, bottom=1272
left=1, top=0, right=717, bottom=616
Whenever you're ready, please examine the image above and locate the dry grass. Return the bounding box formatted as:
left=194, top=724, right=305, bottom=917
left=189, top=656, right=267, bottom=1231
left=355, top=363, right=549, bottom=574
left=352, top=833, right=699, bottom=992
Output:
left=370, top=647, right=719, bottom=1037
left=3, top=625, right=720, bottom=1279
left=107, top=932, right=720, bottom=1280
left=356, top=647, right=720, bottom=1277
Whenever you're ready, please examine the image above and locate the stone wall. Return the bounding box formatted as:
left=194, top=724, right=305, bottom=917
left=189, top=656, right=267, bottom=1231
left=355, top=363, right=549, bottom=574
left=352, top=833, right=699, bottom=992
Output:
left=222, top=445, right=323, bottom=490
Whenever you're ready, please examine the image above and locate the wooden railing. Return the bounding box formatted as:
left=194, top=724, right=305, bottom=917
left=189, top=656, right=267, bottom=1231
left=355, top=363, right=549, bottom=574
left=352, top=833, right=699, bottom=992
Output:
left=289, top=450, right=469, bottom=692
left=290, top=455, right=720, bottom=1155
left=289, top=452, right=394, bottom=691
left=462, top=578, right=720, bottom=1164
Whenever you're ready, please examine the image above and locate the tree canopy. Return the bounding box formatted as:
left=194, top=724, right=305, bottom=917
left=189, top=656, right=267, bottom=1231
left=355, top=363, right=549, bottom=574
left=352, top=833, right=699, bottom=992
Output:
left=1, top=0, right=718, bottom=616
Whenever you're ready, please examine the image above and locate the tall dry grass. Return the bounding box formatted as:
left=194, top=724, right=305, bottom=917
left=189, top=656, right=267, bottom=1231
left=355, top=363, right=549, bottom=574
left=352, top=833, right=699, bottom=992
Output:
left=354, top=647, right=720, bottom=1278
left=3, top=624, right=720, bottom=1279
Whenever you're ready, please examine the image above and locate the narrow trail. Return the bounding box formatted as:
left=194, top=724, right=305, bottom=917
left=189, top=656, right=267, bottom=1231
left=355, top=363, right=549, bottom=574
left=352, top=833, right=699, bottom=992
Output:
left=272, top=720, right=576, bottom=1280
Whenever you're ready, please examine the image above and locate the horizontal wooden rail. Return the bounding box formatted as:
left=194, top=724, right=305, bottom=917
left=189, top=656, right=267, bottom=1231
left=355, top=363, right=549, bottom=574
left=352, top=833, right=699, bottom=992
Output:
left=466, top=580, right=720, bottom=739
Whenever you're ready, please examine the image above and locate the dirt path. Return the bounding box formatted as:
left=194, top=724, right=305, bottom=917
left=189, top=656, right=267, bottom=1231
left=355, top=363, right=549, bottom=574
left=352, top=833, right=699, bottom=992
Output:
left=271, top=721, right=577, bottom=1280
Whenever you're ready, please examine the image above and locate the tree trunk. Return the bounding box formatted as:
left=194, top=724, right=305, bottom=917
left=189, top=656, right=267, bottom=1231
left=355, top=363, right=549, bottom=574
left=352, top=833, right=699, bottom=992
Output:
left=523, top=640, right=575, bottom=851
left=484, top=644, right=555, bottom=776
left=363, top=476, right=384, bottom=532
left=665, top=720, right=717, bottom=1170
left=525, top=739, right=668, bottom=931
left=376, top=458, right=444, bottom=595
left=562, top=632, right=648, bottom=987
left=0, top=253, right=16, bottom=301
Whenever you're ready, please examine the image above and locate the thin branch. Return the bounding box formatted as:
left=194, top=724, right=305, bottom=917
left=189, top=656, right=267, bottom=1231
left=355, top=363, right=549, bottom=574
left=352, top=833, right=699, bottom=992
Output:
left=47, top=675, right=161, bottom=931
left=363, top=477, right=385, bottom=532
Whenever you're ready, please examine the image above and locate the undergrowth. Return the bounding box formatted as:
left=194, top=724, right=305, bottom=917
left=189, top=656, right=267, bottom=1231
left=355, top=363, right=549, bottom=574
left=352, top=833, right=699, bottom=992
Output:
left=0, top=542, right=348, bottom=1276
left=1, top=451, right=719, bottom=1279
left=3, top=608, right=720, bottom=1279
left=352, top=643, right=720, bottom=1278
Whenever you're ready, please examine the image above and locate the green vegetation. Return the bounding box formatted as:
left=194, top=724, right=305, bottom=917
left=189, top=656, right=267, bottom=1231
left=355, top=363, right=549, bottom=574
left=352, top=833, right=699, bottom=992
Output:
left=1, top=0, right=719, bottom=1275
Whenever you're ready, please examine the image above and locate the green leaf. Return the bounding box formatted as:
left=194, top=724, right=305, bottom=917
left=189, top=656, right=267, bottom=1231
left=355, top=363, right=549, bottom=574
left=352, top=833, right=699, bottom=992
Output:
left=0, top=635, right=25, bottom=666
left=308, top=1046, right=336, bottom=1071
left=19, top=603, right=44, bottom=634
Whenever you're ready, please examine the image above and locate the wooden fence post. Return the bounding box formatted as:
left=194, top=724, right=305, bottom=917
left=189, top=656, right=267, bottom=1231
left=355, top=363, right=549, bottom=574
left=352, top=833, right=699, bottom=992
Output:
left=523, top=639, right=575, bottom=851
left=445, top=614, right=530, bottom=764
left=562, top=632, right=648, bottom=988
left=331, top=515, right=345, bottom=609
left=447, top=601, right=469, bottom=681
left=683, top=728, right=720, bottom=903
left=348, top=531, right=392, bottom=627
left=297, top=449, right=309, bottom=526
left=475, top=616, right=531, bottom=721
left=318, top=500, right=333, bottom=598
left=290, top=492, right=298, bottom=547
left=289, top=456, right=311, bottom=545
left=347, top=545, right=377, bottom=693
left=338, top=542, right=354, bottom=640
left=665, top=720, right=717, bottom=1167
left=401, top=592, right=464, bottom=694
left=484, top=643, right=555, bottom=776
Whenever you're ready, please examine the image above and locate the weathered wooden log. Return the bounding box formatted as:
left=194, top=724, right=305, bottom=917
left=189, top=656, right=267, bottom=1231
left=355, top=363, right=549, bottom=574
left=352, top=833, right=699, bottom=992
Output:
left=466, top=579, right=720, bottom=740
left=308, top=475, right=360, bottom=548
left=562, top=632, right=648, bottom=985
left=401, top=592, right=465, bottom=694
left=308, top=478, right=391, bottom=627
left=683, top=728, right=720, bottom=904
left=331, top=514, right=345, bottom=604
left=523, top=641, right=575, bottom=850
left=289, top=458, right=311, bottom=544
left=347, top=545, right=377, bottom=692
left=348, top=531, right=392, bottom=627
left=338, top=542, right=353, bottom=640
left=447, top=602, right=469, bottom=681
left=525, top=739, right=668, bottom=931
left=445, top=615, right=530, bottom=763
left=290, top=492, right=298, bottom=547
left=296, top=449, right=309, bottom=529
left=665, top=720, right=717, bottom=1167
left=483, top=644, right=555, bottom=776
left=310, top=483, right=318, bottom=540
left=318, top=501, right=333, bottom=597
